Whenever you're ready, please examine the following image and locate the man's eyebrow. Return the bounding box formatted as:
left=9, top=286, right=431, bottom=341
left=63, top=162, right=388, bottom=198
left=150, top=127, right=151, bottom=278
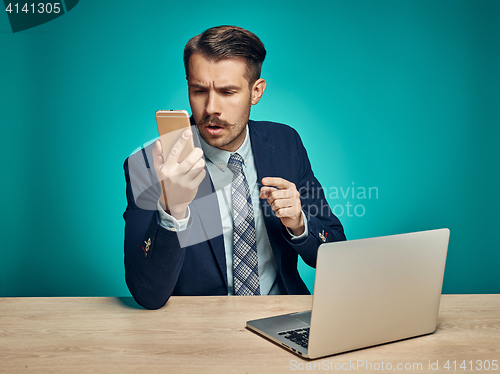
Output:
left=188, top=83, right=241, bottom=91
left=188, top=83, right=207, bottom=89
left=217, top=85, right=241, bottom=91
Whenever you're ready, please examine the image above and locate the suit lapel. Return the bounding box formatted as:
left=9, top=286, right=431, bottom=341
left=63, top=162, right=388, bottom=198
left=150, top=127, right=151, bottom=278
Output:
left=249, top=122, right=277, bottom=185
left=249, top=122, right=283, bottom=272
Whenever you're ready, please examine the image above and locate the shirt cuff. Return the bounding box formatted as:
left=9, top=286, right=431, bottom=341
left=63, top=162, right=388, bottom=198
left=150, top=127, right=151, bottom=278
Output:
left=157, top=200, right=190, bottom=232
left=286, top=210, right=309, bottom=241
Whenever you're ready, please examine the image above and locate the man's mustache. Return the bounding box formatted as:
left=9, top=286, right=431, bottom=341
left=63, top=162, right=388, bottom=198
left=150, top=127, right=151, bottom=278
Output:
left=198, top=116, right=231, bottom=127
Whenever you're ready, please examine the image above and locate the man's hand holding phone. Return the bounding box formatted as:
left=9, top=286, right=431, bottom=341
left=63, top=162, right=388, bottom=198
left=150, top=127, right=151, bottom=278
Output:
left=152, top=129, right=206, bottom=220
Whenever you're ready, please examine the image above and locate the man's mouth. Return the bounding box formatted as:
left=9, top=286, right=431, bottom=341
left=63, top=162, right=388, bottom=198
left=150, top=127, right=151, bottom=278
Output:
left=205, top=123, right=224, bottom=136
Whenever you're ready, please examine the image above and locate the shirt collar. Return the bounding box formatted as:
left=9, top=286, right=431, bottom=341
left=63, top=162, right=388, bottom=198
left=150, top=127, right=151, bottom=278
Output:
left=198, top=124, right=251, bottom=172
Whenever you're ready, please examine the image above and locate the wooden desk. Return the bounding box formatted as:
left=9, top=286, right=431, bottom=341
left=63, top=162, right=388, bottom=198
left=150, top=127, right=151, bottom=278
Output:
left=0, top=295, right=499, bottom=373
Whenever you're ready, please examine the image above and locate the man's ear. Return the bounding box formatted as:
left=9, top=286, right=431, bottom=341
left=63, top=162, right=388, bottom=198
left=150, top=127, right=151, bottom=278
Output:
left=251, top=78, right=267, bottom=105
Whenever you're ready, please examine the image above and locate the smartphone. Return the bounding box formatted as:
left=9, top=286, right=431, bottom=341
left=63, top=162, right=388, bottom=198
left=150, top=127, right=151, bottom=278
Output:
left=155, top=110, right=195, bottom=162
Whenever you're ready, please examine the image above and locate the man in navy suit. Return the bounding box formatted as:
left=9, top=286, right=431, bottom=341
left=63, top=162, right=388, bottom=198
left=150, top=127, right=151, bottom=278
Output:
left=124, top=26, right=345, bottom=309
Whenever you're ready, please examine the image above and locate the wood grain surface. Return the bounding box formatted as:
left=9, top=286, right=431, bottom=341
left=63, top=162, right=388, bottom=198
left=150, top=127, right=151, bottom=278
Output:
left=0, top=295, right=499, bottom=373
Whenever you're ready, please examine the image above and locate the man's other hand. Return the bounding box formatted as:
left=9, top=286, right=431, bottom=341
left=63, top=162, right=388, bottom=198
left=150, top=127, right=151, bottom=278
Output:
left=260, top=177, right=305, bottom=236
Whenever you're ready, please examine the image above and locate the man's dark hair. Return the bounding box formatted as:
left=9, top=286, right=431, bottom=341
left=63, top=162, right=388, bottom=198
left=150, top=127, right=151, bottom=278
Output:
left=184, top=25, right=266, bottom=85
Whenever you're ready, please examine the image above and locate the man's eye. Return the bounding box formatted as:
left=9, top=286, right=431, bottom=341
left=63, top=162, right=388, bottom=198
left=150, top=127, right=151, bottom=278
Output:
left=223, top=91, right=234, bottom=95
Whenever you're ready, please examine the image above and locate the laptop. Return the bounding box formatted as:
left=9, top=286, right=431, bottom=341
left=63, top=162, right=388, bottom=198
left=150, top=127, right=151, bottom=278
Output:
left=246, top=228, right=450, bottom=359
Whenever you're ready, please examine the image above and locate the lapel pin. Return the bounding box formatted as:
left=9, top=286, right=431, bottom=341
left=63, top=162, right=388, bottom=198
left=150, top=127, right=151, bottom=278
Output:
left=319, top=231, right=327, bottom=243
left=142, top=238, right=151, bottom=257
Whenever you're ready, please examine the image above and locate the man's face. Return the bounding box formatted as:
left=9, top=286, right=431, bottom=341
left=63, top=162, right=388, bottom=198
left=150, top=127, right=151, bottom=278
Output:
left=187, top=53, right=264, bottom=152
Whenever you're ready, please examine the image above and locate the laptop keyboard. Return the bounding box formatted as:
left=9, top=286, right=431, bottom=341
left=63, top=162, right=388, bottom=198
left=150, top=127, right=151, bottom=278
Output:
left=278, top=327, right=310, bottom=348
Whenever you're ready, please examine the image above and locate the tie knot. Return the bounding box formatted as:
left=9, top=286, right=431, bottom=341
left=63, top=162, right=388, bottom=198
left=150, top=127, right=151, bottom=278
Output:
left=228, top=153, right=244, bottom=174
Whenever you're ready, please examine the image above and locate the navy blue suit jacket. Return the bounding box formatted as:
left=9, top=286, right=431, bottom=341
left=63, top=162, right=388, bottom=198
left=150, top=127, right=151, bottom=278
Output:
left=123, top=120, right=345, bottom=309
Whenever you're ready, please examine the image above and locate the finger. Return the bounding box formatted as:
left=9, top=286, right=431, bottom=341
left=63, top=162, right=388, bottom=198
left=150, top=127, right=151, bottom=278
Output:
left=193, top=156, right=206, bottom=171
left=269, top=188, right=294, bottom=200
left=269, top=197, right=293, bottom=211
left=187, top=168, right=207, bottom=189
left=262, top=177, right=293, bottom=190
left=152, top=139, right=164, bottom=171
left=260, top=186, right=277, bottom=199
left=165, top=129, right=193, bottom=167
left=274, top=206, right=299, bottom=219
left=183, top=157, right=206, bottom=181
left=177, top=147, right=204, bottom=174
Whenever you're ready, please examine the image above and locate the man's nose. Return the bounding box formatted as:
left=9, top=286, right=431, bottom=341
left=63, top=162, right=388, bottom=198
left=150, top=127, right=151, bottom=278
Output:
left=205, top=91, right=221, bottom=116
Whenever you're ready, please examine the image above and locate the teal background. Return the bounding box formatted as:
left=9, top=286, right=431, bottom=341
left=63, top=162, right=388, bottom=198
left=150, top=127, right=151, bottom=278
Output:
left=1, top=1, right=499, bottom=297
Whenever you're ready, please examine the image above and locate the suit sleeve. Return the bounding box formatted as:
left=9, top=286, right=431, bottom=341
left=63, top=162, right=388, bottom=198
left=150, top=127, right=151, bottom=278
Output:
left=123, top=151, right=192, bottom=310
left=283, top=130, right=346, bottom=267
